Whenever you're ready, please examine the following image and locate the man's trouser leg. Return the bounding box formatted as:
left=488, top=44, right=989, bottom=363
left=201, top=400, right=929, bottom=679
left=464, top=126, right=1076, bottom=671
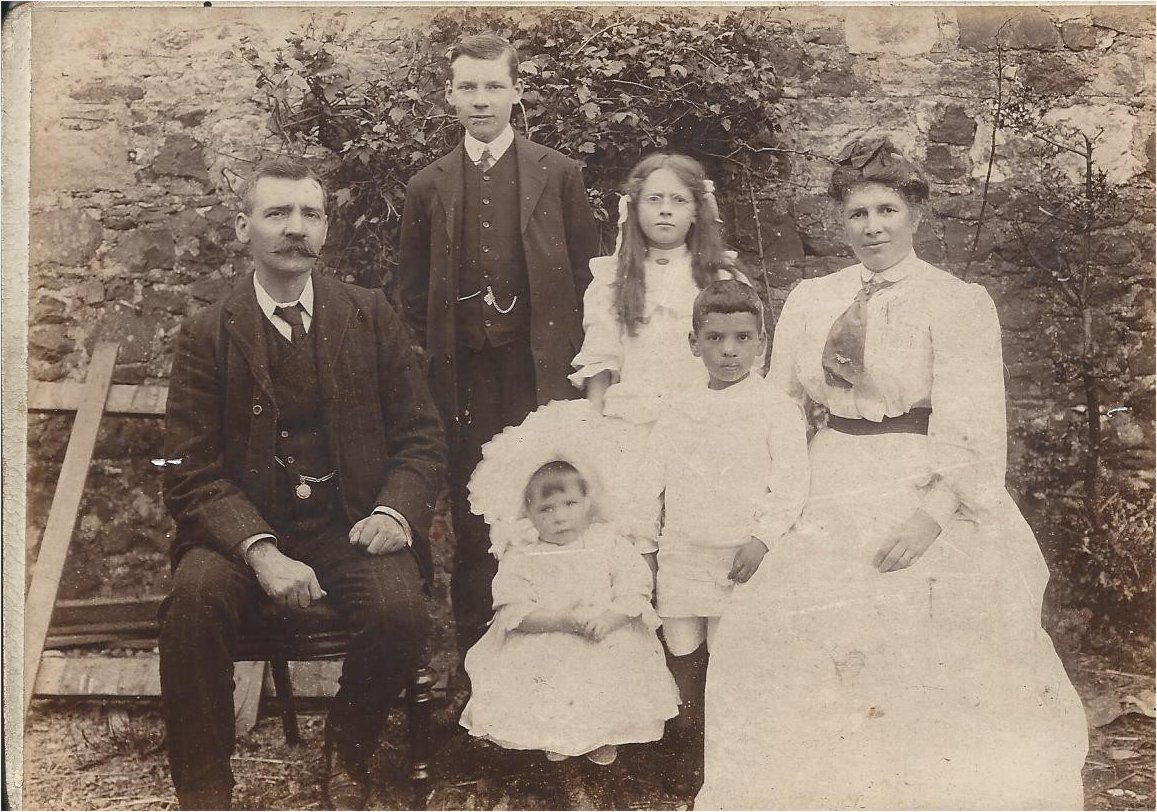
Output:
left=448, top=340, right=537, bottom=658
left=306, top=536, right=429, bottom=764
left=159, top=546, right=262, bottom=810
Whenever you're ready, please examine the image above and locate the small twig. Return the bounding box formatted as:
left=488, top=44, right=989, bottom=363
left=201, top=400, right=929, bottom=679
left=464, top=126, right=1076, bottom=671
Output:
left=231, top=756, right=290, bottom=764
left=1106, top=770, right=1143, bottom=791
left=569, top=18, right=635, bottom=55
left=1103, top=668, right=1152, bottom=680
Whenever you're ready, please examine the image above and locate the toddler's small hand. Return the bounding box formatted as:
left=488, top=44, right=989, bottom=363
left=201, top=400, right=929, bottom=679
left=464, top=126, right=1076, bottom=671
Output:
left=583, top=611, right=629, bottom=641
left=728, top=538, right=769, bottom=584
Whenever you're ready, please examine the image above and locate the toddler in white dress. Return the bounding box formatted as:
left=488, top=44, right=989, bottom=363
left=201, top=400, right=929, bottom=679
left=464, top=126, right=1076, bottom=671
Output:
left=460, top=458, right=679, bottom=764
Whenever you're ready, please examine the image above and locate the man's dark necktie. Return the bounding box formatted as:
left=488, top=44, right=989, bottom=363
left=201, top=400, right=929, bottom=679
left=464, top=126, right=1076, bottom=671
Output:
left=477, top=146, right=494, bottom=173
left=821, top=276, right=898, bottom=389
left=274, top=303, right=307, bottom=344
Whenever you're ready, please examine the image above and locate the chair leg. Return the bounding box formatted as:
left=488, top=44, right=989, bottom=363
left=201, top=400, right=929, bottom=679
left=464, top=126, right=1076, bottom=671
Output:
left=408, top=665, right=437, bottom=810
left=269, top=659, right=301, bottom=746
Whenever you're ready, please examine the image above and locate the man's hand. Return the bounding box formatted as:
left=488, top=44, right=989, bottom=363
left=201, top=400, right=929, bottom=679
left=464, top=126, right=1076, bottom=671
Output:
left=728, top=537, right=769, bottom=584
left=349, top=513, right=410, bottom=555
left=582, top=610, right=631, bottom=642
left=872, top=509, right=942, bottom=573
left=248, top=542, right=326, bottom=608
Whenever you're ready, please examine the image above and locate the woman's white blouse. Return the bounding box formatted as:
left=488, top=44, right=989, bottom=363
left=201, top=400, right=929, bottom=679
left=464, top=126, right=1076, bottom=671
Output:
left=569, top=246, right=716, bottom=425
left=766, top=252, right=1009, bottom=526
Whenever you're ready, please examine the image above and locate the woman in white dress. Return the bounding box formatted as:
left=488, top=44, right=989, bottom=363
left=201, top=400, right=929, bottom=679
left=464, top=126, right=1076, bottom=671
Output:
left=695, top=137, right=1089, bottom=810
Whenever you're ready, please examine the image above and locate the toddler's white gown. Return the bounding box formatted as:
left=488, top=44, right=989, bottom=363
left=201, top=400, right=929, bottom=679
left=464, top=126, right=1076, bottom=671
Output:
left=696, top=255, right=1089, bottom=810
left=460, top=523, right=679, bottom=756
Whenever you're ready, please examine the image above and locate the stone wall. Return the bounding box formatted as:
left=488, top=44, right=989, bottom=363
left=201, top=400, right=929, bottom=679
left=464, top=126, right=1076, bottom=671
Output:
left=23, top=6, right=1154, bottom=616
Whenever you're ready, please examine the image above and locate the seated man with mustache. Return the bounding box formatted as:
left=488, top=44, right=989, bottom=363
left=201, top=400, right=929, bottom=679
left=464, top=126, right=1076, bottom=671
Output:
left=160, top=156, right=446, bottom=810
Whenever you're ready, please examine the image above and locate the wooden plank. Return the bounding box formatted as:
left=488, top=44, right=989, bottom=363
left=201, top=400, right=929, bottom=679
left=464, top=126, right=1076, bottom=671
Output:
left=47, top=620, right=160, bottom=637
left=263, top=660, right=343, bottom=698
left=234, top=662, right=267, bottom=736
left=34, top=654, right=161, bottom=697
left=24, top=342, right=120, bottom=713
left=28, top=381, right=168, bottom=416
left=51, top=595, right=165, bottom=628
left=33, top=655, right=342, bottom=700
left=44, top=634, right=158, bottom=650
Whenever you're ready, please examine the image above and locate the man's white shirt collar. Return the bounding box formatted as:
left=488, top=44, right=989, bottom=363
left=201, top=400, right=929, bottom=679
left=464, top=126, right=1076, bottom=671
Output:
left=464, top=125, right=514, bottom=164
left=253, top=273, right=315, bottom=339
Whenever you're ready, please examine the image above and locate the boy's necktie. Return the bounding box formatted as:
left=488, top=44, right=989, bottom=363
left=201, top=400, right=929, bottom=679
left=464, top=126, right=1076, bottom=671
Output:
left=274, top=303, right=307, bottom=344
left=821, top=276, right=898, bottom=389
left=477, top=146, right=493, bottom=173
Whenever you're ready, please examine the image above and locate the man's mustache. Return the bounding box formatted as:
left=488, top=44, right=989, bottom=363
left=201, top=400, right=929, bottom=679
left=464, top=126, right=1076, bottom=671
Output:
left=276, top=242, right=319, bottom=257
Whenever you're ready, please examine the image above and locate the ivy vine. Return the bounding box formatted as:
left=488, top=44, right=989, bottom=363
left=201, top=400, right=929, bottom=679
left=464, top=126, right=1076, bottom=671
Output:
left=239, top=8, right=791, bottom=290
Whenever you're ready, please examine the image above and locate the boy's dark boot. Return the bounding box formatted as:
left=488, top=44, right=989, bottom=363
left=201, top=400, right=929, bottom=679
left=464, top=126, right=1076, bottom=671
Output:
left=662, top=643, right=709, bottom=798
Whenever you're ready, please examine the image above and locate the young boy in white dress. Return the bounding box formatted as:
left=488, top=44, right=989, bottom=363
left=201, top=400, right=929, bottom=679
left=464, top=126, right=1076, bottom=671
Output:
left=642, top=279, right=809, bottom=795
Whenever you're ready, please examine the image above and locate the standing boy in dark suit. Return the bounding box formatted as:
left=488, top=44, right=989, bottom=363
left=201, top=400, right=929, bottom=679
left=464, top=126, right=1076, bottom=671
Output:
left=161, top=157, right=445, bottom=810
left=397, top=33, right=600, bottom=662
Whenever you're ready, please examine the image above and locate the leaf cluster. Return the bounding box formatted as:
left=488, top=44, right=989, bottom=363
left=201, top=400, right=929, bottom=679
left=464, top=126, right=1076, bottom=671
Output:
left=239, top=8, right=789, bottom=289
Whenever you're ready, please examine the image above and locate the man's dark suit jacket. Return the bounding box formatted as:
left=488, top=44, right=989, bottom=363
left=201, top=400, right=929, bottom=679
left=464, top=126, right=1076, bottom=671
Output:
left=396, top=133, right=600, bottom=424
left=163, top=271, right=446, bottom=580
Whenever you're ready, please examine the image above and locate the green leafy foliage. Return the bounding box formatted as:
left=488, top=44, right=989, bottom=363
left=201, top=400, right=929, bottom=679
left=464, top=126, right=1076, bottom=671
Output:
left=239, top=8, right=788, bottom=290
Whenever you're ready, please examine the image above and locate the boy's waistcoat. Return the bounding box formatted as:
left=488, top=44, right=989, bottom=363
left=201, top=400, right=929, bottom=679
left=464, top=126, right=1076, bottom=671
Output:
left=456, top=145, right=530, bottom=349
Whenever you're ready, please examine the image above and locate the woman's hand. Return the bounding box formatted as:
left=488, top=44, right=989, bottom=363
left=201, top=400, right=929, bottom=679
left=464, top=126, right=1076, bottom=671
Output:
left=872, top=509, right=942, bottom=573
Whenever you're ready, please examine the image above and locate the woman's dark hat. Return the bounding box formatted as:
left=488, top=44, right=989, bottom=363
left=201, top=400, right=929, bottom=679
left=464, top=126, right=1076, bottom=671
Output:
left=828, top=136, right=930, bottom=203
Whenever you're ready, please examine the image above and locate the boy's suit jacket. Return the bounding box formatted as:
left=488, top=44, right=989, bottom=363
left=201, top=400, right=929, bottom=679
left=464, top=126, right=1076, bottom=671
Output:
left=396, top=133, right=600, bottom=424
left=163, top=271, right=447, bottom=580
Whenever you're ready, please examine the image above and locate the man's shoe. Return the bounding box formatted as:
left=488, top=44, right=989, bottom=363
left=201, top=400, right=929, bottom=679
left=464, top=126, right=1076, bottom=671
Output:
left=323, top=738, right=370, bottom=811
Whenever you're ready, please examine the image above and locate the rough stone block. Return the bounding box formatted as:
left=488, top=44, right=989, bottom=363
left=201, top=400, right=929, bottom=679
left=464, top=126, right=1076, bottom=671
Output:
left=93, top=306, right=168, bottom=366
left=1023, top=53, right=1089, bottom=96
left=31, top=208, right=104, bottom=267
left=170, top=207, right=215, bottom=240
left=108, top=228, right=177, bottom=272
left=29, top=325, right=75, bottom=360
left=929, top=105, right=978, bottom=146
left=69, top=82, right=146, bottom=103
left=958, top=7, right=1059, bottom=51
left=924, top=143, right=965, bottom=182
left=1060, top=20, right=1099, bottom=50
left=1041, top=104, right=1142, bottom=185
left=189, top=275, right=233, bottom=304
left=31, top=297, right=67, bottom=325
left=31, top=124, right=135, bottom=196
left=176, top=108, right=207, bottom=128
left=803, top=22, right=844, bottom=46
left=845, top=7, right=940, bottom=56
left=151, top=133, right=210, bottom=186
left=1091, top=6, right=1154, bottom=36
left=77, top=279, right=106, bottom=305
left=141, top=288, right=191, bottom=316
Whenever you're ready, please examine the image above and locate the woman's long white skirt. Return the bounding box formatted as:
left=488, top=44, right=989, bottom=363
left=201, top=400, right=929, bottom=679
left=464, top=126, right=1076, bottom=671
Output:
left=696, top=428, right=1089, bottom=810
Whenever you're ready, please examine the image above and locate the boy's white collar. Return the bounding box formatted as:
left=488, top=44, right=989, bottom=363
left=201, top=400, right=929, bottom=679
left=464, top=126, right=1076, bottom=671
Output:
left=464, top=126, right=515, bottom=164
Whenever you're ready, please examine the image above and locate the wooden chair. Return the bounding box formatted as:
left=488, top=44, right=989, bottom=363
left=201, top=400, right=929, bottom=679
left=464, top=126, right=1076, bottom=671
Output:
left=234, top=599, right=437, bottom=809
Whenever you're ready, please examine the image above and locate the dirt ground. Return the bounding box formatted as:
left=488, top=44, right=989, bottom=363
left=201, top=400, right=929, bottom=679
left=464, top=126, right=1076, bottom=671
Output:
left=19, top=651, right=1155, bottom=811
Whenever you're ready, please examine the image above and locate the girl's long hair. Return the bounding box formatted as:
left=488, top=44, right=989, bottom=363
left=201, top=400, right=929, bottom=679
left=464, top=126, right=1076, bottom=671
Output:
left=613, top=154, right=732, bottom=337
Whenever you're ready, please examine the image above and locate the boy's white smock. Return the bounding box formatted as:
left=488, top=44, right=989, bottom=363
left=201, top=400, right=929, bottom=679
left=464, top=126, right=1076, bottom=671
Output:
left=568, top=247, right=743, bottom=553
left=639, top=373, right=810, bottom=617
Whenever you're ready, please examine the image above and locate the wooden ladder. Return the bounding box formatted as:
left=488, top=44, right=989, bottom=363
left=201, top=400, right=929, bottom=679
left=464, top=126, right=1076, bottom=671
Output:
left=24, top=341, right=170, bottom=712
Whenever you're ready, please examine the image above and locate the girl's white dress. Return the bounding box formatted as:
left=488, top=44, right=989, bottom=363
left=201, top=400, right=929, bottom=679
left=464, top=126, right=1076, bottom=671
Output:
left=696, top=254, right=1089, bottom=810
left=569, top=247, right=738, bottom=545
left=460, top=523, right=679, bottom=756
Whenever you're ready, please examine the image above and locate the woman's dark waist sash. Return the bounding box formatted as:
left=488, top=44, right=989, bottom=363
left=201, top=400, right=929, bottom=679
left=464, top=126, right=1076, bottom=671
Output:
left=828, top=407, right=931, bottom=436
